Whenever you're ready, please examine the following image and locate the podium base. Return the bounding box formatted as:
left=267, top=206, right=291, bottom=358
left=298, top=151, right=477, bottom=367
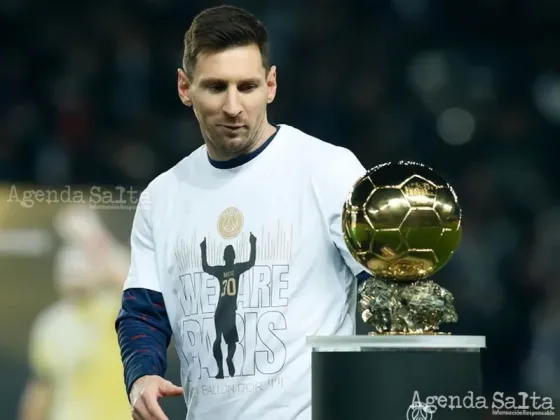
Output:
left=309, top=335, right=485, bottom=420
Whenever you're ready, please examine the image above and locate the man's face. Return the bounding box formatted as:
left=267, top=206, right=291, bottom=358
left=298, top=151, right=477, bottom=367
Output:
left=178, top=44, right=277, bottom=159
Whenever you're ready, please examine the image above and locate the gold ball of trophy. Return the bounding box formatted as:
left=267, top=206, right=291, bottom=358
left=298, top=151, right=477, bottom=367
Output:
left=342, top=161, right=462, bottom=335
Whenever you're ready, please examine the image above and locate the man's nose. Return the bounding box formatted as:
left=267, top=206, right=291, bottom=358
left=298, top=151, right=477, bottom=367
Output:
left=222, top=89, right=242, bottom=117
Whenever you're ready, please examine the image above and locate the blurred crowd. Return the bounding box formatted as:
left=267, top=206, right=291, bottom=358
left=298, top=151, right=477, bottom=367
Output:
left=2, top=0, right=560, bottom=410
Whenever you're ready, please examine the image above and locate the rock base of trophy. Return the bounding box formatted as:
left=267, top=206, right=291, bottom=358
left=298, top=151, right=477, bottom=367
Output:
left=359, top=276, right=459, bottom=335
left=308, top=335, right=485, bottom=420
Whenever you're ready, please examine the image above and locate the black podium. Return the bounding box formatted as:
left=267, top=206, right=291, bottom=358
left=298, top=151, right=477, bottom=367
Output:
left=308, top=335, right=485, bottom=420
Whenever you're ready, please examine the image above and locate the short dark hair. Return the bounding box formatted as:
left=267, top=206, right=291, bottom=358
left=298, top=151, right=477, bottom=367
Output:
left=183, top=5, right=270, bottom=78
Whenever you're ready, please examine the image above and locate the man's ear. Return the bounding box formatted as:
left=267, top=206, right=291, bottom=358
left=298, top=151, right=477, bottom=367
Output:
left=177, top=68, right=192, bottom=107
left=266, top=65, right=277, bottom=104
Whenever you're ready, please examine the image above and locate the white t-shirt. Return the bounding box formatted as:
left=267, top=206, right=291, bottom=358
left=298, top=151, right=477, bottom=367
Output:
left=123, top=124, right=367, bottom=420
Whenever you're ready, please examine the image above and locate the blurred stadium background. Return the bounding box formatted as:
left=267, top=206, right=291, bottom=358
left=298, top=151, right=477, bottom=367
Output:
left=1, top=0, right=559, bottom=419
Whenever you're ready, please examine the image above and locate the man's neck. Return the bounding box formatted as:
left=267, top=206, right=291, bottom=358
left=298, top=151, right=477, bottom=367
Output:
left=208, top=122, right=277, bottom=162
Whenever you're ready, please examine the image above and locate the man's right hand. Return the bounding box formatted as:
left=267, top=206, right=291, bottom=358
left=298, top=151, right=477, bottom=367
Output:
left=130, top=375, right=183, bottom=420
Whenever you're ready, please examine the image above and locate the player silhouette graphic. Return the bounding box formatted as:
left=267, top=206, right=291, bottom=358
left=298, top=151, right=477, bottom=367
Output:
left=200, top=233, right=257, bottom=379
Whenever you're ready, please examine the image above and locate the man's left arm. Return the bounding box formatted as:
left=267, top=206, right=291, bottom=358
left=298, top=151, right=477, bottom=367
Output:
left=318, top=148, right=372, bottom=284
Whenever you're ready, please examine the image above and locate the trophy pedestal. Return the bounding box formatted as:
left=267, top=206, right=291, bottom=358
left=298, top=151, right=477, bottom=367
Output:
left=308, top=335, right=486, bottom=420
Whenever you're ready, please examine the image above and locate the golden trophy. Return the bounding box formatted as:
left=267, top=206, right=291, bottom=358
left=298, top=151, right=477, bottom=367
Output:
left=342, top=161, right=462, bottom=335
left=308, top=162, right=484, bottom=420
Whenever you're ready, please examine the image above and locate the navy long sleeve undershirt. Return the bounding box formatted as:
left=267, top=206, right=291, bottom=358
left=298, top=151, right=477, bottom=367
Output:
left=115, top=288, right=173, bottom=397
left=356, top=270, right=370, bottom=284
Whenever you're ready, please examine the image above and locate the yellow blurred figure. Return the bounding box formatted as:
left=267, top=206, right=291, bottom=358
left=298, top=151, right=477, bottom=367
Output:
left=18, top=205, right=131, bottom=420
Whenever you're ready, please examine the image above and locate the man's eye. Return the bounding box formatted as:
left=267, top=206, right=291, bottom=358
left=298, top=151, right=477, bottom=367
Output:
left=208, top=85, right=225, bottom=92
left=239, top=84, right=257, bottom=92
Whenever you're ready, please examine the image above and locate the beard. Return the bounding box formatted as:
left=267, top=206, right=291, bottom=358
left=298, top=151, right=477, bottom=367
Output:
left=202, top=114, right=266, bottom=160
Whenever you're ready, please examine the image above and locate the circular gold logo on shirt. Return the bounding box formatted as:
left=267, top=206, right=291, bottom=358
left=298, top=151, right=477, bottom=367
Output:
left=217, top=207, right=244, bottom=239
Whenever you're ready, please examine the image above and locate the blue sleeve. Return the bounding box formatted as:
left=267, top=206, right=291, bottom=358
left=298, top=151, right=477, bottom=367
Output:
left=115, top=287, right=173, bottom=397
left=356, top=270, right=371, bottom=285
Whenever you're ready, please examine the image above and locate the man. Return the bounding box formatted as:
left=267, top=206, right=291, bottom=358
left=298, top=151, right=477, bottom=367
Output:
left=116, top=5, right=370, bottom=420
left=18, top=206, right=131, bottom=420
left=201, top=233, right=257, bottom=379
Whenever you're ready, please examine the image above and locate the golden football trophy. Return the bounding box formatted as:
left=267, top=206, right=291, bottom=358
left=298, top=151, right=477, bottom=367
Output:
left=342, top=161, right=462, bottom=335
left=310, top=161, right=483, bottom=420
